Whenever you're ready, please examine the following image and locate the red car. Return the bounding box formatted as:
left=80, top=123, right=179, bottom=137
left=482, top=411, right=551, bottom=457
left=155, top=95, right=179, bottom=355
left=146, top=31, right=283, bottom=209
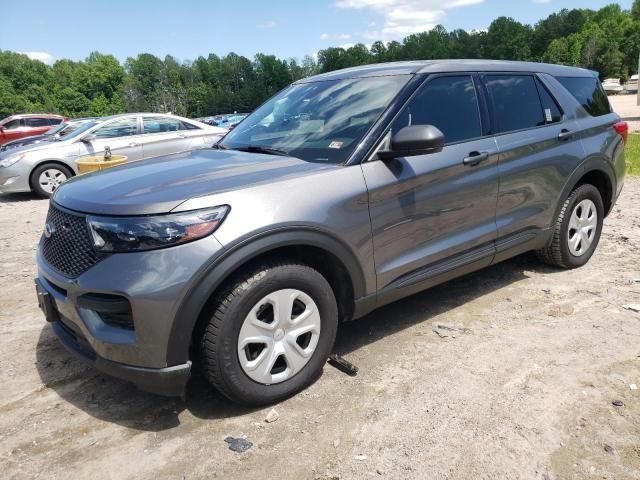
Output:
left=0, top=114, right=67, bottom=146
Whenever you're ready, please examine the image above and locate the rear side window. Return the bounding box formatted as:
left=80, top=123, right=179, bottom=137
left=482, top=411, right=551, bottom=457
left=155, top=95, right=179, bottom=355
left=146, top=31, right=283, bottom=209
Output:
left=25, top=118, right=51, bottom=127
left=47, top=118, right=63, bottom=125
left=143, top=117, right=193, bottom=134
left=535, top=78, right=562, bottom=124
left=484, top=75, right=544, bottom=134
left=182, top=121, right=200, bottom=130
left=556, top=76, right=611, bottom=117
left=391, top=75, right=482, bottom=144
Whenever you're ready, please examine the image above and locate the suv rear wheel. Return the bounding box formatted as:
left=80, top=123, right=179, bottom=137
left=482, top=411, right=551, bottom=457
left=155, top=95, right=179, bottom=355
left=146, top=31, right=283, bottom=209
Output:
left=537, top=184, right=604, bottom=269
left=199, top=260, right=338, bottom=406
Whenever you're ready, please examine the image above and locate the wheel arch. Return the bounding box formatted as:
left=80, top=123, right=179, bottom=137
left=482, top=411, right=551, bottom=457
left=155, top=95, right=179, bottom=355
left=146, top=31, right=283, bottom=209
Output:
left=573, top=168, right=613, bottom=217
left=166, top=228, right=367, bottom=365
left=558, top=158, right=615, bottom=219
left=29, top=159, right=76, bottom=191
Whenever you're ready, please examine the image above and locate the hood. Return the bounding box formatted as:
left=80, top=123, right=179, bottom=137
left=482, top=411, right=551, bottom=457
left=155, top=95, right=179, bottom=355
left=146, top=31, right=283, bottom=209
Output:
left=54, top=149, right=339, bottom=215
left=0, top=134, right=48, bottom=150
left=0, top=138, right=56, bottom=157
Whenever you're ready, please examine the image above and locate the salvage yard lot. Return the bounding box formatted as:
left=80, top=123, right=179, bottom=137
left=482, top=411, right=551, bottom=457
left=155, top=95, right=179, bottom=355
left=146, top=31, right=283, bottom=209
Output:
left=0, top=179, right=639, bottom=480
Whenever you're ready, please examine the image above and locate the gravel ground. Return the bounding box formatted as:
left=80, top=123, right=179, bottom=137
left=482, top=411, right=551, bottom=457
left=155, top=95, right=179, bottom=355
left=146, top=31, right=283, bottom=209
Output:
left=0, top=179, right=639, bottom=480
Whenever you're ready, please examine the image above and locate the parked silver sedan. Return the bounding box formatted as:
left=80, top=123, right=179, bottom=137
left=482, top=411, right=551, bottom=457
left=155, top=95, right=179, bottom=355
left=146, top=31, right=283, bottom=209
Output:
left=0, top=113, right=227, bottom=197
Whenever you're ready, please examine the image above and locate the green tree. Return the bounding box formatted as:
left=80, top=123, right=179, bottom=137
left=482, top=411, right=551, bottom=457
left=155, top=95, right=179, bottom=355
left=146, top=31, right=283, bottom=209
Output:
left=485, top=17, right=533, bottom=60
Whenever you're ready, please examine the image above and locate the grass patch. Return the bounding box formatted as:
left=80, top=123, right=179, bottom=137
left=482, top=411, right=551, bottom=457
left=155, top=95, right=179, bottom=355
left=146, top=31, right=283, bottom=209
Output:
left=627, top=133, right=640, bottom=176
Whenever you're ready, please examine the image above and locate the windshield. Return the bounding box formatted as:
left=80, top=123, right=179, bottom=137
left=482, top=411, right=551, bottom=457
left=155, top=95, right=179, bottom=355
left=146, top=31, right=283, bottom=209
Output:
left=58, top=120, right=92, bottom=138
left=45, top=122, right=68, bottom=136
left=60, top=120, right=102, bottom=140
left=221, top=75, right=409, bottom=164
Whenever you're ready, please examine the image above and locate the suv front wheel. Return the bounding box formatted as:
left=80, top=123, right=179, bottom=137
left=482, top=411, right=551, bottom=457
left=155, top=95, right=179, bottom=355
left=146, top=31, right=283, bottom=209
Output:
left=199, top=260, right=338, bottom=406
left=537, top=183, right=604, bottom=269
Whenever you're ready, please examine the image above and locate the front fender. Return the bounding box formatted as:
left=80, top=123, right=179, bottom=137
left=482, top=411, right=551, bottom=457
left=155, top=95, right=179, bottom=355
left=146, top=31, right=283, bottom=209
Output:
left=165, top=227, right=368, bottom=365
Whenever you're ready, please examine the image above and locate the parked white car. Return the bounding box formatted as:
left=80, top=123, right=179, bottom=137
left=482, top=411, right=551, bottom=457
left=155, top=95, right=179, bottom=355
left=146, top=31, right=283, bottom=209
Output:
left=602, top=78, right=624, bottom=94
left=624, top=74, right=638, bottom=94
left=0, top=113, right=227, bottom=197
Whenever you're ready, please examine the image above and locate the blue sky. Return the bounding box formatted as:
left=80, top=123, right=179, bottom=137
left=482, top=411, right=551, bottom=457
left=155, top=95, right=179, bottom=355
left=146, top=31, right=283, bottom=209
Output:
left=0, top=0, right=633, bottom=64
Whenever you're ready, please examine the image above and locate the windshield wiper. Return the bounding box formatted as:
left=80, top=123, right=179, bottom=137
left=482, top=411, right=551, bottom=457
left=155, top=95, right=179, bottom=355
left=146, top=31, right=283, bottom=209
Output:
left=232, top=145, right=290, bottom=157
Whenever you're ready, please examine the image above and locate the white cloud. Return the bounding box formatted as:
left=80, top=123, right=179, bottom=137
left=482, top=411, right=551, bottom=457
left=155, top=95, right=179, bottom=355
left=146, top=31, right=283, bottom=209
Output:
left=320, top=33, right=352, bottom=40
left=259, top=20, right=278, bottom=28
left=333, top=0, right=485, bottom=40
left=19, top=51, right=55, bottom=65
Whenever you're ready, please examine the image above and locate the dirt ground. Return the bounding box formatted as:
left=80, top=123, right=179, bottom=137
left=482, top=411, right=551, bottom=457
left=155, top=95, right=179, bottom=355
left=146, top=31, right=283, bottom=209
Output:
left=0, top=179, right=639, bottom=480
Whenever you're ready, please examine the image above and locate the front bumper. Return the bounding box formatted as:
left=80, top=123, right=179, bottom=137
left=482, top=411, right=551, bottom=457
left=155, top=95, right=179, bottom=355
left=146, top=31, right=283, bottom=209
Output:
left=50, top=304, right=191, bottom=396
left=36, top=234, right=225, bottom=396
left=0, top=163, right=31, bottom=193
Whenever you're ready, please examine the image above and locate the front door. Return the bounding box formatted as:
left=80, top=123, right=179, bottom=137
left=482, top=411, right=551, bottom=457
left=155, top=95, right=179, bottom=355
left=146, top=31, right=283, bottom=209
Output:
left=0, top=118, right=25, bottom=145
left=361, top=74, right=500, bottom=296
left=78, top=116, right=143, bottom=163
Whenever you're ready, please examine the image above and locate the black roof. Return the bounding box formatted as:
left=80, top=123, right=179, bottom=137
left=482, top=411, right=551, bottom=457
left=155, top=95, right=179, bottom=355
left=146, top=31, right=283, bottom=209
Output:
left=297, top=60, right=596, bottom=83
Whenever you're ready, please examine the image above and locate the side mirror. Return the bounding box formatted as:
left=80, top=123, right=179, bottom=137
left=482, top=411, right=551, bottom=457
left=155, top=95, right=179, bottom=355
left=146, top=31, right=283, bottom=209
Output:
left=81, top=134, right=97, bottom=143
left=378, top=125, right=445, bottom=160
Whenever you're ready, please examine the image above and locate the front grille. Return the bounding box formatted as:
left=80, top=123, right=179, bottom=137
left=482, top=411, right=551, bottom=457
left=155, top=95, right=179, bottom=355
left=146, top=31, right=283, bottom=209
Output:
left=42, top=204, right=101, bottom=277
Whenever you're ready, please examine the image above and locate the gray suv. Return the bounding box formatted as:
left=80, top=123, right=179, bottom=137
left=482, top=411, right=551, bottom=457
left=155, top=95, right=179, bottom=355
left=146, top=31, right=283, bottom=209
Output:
left=35, top=60, right=627, bottom=405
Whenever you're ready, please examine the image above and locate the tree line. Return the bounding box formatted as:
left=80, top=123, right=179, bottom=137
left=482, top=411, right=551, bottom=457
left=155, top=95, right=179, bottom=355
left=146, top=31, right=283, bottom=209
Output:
left=1, top=1, right=639, bottom=119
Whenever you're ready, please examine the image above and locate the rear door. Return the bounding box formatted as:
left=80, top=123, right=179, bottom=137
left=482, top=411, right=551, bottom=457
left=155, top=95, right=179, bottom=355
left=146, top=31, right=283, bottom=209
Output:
left=78, top=116, right=143, bottom=162
left=0, top=118, right=25, bottom=144
left=24, top=117, right=56, bottom=137
left=139, top=116, right=195, bottom=159
left=362, top=73, right=500, bottom=295
left=482, top=73, right=583, bottom=258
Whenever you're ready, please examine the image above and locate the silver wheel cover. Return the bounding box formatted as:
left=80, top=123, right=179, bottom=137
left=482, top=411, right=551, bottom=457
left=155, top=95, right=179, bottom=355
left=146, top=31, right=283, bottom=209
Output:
left=237, top=289, right=321, bottom=385
left=567, top=198, right=597, bottom=257
left=38, top=168, right=68, bottom=194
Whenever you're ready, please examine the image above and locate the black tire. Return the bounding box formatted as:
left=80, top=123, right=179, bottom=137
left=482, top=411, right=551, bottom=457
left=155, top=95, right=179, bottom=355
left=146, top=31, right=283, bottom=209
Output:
left=536, top=184, right=604, bottom=269
left=31, top=163, right=73, bottom=198
left=199, top=260, right=338, bottom=406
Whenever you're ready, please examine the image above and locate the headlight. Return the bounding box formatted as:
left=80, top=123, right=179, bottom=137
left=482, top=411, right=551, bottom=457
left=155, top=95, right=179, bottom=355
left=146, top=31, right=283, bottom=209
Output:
left=87, top=205, right=229, bottom=253
left=0, top=152, right=26, bottom=168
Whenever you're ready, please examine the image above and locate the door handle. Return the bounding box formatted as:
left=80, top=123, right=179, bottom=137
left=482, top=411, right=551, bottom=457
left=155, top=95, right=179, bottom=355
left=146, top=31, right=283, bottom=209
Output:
left=463, top=151, right=490, bottom=166
left=128, top=142, right=138, bottom=147
left=558, top=129, right=573, bottom=141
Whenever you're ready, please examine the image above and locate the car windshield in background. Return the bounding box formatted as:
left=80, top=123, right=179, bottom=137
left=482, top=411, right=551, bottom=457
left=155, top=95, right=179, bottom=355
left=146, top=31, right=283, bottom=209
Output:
left=221, top=75, right=410, bottom=164
left=46, top=122, right=68, bottom=136
left=57, top=120, right=101, bottom=140
left=58, top=120, right=92, bottom=138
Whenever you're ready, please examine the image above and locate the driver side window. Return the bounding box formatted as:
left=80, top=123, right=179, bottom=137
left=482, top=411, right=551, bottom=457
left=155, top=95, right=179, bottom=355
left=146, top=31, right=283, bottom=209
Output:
left=3, top=119, right=22, bottom=130
left=391, top=75, right=482, bottom=145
